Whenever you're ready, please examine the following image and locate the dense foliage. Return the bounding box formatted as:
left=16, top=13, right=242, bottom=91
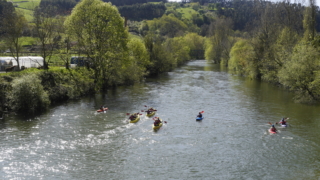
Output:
left=0, top=68, right=94, bottom=115
left=118, top=3, right=166, bottom=21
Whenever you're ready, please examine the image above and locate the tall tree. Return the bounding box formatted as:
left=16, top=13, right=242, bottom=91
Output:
left=64, top=0, right=129, bottom=89
left=33, top=6, right=60, bottom=69
left=1, top=11, right=28, bottom=70
left=303, top=0, right=316, bottom=41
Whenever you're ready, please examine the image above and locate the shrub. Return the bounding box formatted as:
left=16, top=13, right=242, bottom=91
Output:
left=9, top=74, right=50, bottom=114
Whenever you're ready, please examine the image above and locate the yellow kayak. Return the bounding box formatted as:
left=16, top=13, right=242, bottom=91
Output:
left=129, top=114, right=140, bottom=123
left=152, top=118, right=163, bottom=130
left=146, top=110, right=156, bottom=117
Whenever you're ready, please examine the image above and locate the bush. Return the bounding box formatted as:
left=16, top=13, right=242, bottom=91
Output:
left=9, top=74, right=50, bottom=114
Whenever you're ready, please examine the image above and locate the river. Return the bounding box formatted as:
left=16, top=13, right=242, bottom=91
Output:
left=0, top=60, right=319, bottom=180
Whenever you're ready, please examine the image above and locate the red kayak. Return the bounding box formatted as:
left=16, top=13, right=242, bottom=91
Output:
left=268, top=129, right=276, bottom=134
left=97, top=107, right=108, bottom=112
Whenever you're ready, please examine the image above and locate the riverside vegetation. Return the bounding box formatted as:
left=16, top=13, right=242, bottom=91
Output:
left=1, top=0, right=320, bottom=115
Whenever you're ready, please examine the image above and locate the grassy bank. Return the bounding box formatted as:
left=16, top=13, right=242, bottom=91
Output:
left=0, top=67, right=95, bottom=115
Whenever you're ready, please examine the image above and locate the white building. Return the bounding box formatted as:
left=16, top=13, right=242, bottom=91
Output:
left=0, top=56, right=44, bottom=71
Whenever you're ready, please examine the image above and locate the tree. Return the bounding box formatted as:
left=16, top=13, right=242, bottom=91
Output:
left=33, top=6, right=60, bottom=69
left=64, top=0, right=129, bottom=89
left=184, top=33, right=205, bottom=59
left=228, top=39, right=257, bottom=78
left=124, top=37, right=150, bottom=83
left=1, top=11, right=28, bottom=71
left=278, top=43, right=320, bottom=102
left=148, top=14, right=188, bottom=38
left=206, top=17, right=234, bottom=64
left=303, top=0, right=316, bottom=42
left=163, top=36, right=190, bottom=66
left=54, top=16, right=72, bottom=69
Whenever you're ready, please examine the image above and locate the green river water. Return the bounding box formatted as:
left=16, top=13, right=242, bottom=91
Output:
left=0, top=60, right=319, bottom=180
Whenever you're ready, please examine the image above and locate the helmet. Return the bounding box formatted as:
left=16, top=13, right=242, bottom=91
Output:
left=272, top=125, right=275, bottom=127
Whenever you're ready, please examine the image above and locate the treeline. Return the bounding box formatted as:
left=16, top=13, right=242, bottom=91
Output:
left=39, top=0, right=77, bottom=15
left=102, top=0, right=167, bottom=6
left=118, top=3, right=166, bottom=21
left=0, top=0, right=15, bottom=33
left=39, top=0, right=167, bottom=20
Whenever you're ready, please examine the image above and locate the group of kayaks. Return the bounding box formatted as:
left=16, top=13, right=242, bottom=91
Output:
left=268, top=118, right=289, bottom=134
left=97, top=106, right=161, bottom=130
left=97, top=106, right=204, bottom=130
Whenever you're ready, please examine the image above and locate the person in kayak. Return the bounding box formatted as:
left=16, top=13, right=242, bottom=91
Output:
left=146, top=108, right=154, bottom=114
left=129, top=113, right=137, bottom=120
left=279, top=118, right=287, bottom=125
left=197, top=112, right=202, bottom=118
left=100, top=105, right=105, bottom=111
left=269, top=124, right=277, bottom=133
left=154, top=117, right=161, bottom=126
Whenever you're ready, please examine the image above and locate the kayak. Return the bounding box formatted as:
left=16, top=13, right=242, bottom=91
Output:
left=152, top=118, right=163, bottom=130
left=281, top=124, right=287, bottom=127
left=129, top=114, right=140, bottom=123
left=97, top=107, right=108, bottom=112
left=196, top=116, right=204, bottom=121
left=269, top=129, right=277, bottom=134
left=146, top=110, right=156, bottom=117
left=278, top=122, right=287, bottom=127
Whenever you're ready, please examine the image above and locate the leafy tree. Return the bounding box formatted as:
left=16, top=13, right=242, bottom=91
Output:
left=1, top=11, right=28, bottom=71
left=163, top=36, right=190, bottom=66
left=54, top=16, right=72, bottom=69
left=124, top=37, right=150, bottom=83
left=64, top=0, right=129, bottom=89
left=228, top=39, right=257, bottom=78
left=303, top=2, right=316, bottom=42
left=278, top=43, right=320, bottom=102
left=261, top=26, right=299, bottom=83
left=144, top=33, right=172, bottom=75
left=206, top=17, right=234, bottom=64
left=33, top=6, right=61, bottom=69
left=148, top=14, right=188, bottom=38
left=184, top=33, right=205, bottom=59
left=9, top=74, right=50, bottom=114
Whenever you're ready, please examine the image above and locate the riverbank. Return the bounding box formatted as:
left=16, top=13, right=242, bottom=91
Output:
left=0, top=67, right=95, bottom=115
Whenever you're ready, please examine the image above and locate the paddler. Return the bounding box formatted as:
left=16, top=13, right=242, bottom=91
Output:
left=279, top=118, right=287, bottom=125
left=269, top=124, right=277, bottom=133
left=154, top=117, right=161, bottom=126
left=197, top=112, right=202, bottom=118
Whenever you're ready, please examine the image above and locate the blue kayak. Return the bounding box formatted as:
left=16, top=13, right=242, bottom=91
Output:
left=196, top=116, right=204, bottom=121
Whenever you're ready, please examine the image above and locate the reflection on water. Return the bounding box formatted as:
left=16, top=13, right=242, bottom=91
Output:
left=0, top=60, right=319, bottom=179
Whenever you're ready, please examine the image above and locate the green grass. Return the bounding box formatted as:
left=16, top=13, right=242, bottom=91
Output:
left=12, top=0, right=41, bottom=22
left=12, top=0, right=40, bottom=10
left=176, top=7, right=198, bottom=20
left=20, top=36, right=37, bottom=46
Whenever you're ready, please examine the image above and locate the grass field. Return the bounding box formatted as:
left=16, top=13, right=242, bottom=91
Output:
left=12, top=0, right=41, bottom=22
left=176, top=7, right=199, bottom=20
left=11, top=0, right=40, bottom=10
